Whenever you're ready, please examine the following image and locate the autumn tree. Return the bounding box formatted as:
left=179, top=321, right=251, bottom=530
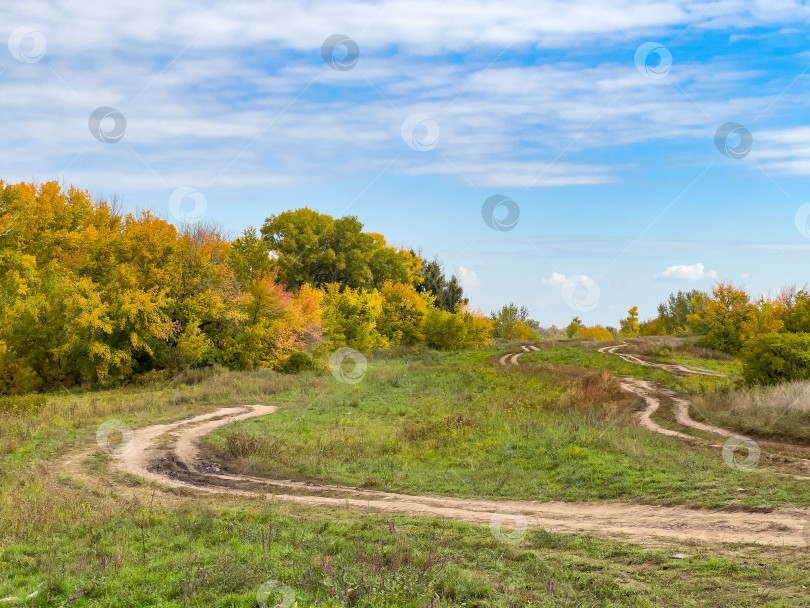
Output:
left=0, top=183, right=498, bottom=393
left=422, top=306, right=492, bottom=350
left=320, top=284, right=387, bottom=352
left=575, top=325, right=614, bottom=341
left=687, top=283, right=755, bottom=354
left=491, top=303, right=534, bottom=340
left=378, top=281, right=432, bottom=346
left=619, top=306, right=640, bottom=337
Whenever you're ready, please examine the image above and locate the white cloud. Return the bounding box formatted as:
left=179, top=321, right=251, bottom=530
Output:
left=457, top=266, right=480, bottom=289
left=751, top=126, right=810, bottom=175
left=658, top=262, right=718, bottom=281
left=542, top=272, right=567, bottom=286
left=8, top=0, right=810, bottom=55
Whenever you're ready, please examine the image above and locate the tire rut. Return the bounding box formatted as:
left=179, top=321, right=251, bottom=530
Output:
left=104, top=402, right=810, bottom=547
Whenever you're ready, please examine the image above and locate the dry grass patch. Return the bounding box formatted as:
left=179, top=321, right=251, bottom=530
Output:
left=692, top=379, right=810, bottom=442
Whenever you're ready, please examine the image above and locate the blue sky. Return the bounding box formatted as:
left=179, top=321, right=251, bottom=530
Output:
left=2, top=1, right=810, bottom=326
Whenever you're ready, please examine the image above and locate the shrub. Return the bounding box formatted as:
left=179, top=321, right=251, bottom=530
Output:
left=741, top=332, right=810, bottom=386
left=278, top=350, right=315, bottom=374
left=575, top=325, right=613, bottom=341
left=422, top=308, right=492, bottom=350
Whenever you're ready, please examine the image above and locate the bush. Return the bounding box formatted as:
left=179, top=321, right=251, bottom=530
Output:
left=278, top=350, right=315, bottom=374
left=741, top=333, right=810, bottom=386
left=422, top=308, right=492, bottom=350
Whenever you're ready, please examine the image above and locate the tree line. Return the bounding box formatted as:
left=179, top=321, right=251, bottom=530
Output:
left=627, top=284, right=810, bottom=385
left=0, top=182, right=492, bottom=394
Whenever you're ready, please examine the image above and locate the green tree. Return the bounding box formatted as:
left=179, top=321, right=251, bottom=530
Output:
left=415, top=257, right=468, bottom=312
left=261, top=208, right=375, bottom=290
left=656, top=289, right=707, bottom=335
left=566, top=317, right=582, bottom=339
left=780, top=287, right=810, bottom=333
left=228, top=226, right=274, bottom=288
left=367, top=233, right=422, bottom=289
left=491, top=303, right=533, bottom=340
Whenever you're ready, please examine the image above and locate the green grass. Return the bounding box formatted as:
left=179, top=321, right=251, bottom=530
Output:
left=654, top=353, right=742, bottom=376
left=519, top=345, right=737, bottom=391
left=3, top=347, right=810, bottom=606
left=3, top=498, right=810, bottom=607
left=207, top=349, right=810, bottom=508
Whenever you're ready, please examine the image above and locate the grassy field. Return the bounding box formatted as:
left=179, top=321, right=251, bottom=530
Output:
left=519, top=341, right=810, bottom=444
left=4, top=494, right=810, bottom=607
left=3, top=344, right=810, bottom=606
left=206, top=347, right=810, bottom=508
left=519, top=343, right=739, bottom=392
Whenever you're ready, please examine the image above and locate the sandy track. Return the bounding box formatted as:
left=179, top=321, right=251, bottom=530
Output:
left=616, top=378, right=736, bottom=440
left=510, top=342, right=810, bottom=474
left=107, top=403, right=810, bottom=547
left=509, top=341, right=733, bottom=438
left=505, top=343, right=719, bottom=439
left=597, top=343, right=724, bottom=377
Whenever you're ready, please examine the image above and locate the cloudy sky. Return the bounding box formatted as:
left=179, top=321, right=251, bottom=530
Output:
left=2, top=0, right=810, bottom=326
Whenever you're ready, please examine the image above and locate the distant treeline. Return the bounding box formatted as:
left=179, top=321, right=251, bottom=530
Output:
left=632, top=286, right=810, bottom=385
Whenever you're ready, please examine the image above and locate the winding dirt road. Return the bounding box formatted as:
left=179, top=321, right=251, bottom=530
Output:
left=105, top=402, right=810, bottom=547
left=597, top=342, right=724, bottom=377
left=514, top=341, right=810, bottom=473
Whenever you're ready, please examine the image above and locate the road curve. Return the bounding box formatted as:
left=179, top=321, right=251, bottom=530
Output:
left=105, top=403, right=810, bottom=547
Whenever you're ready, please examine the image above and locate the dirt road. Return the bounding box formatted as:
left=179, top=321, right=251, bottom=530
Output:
left=106, top=403, right=810, bottom=547
left=597, top=342, right=725, bottom=377
left=509, top=341, right=810, bottom=473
